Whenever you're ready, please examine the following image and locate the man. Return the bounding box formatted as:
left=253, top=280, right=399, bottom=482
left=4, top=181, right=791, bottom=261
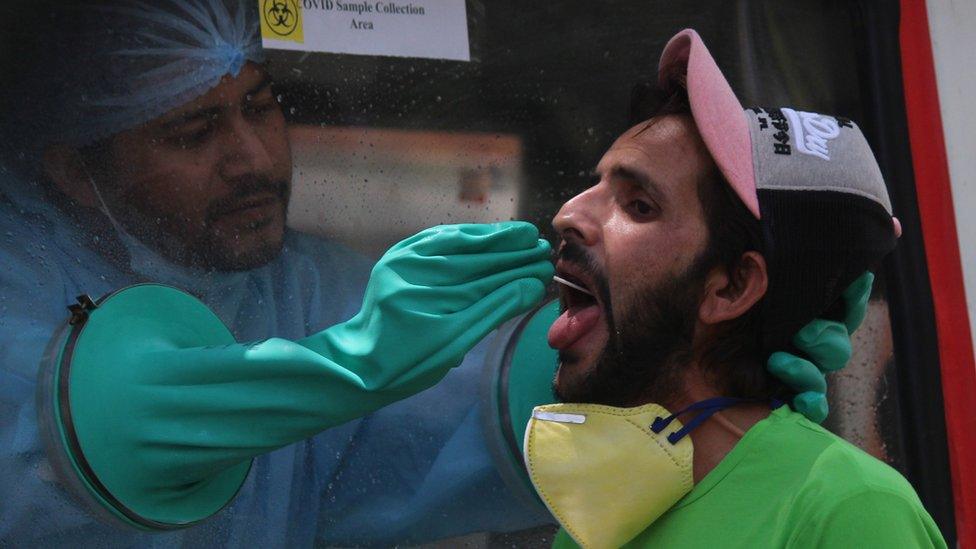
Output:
left=526, top=29, right=945, bottom=547
left=0, top=1, right=555, bottom=545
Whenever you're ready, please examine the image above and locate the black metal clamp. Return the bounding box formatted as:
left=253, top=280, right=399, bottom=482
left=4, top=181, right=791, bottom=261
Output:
left=67, top=294, right=98, bottom=326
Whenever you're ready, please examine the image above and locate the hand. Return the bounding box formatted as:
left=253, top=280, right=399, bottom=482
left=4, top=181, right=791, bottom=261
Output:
left=304, top=222, right=555, bottom=392
left=767, top=272, right=874, bottom=422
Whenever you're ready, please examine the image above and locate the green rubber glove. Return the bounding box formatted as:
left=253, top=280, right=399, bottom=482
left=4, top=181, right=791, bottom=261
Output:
left=767, top=272, right=875, bottom=423
left=299, top=222, right=555, bottom=392
left=56, top=222, right=554, bottom=527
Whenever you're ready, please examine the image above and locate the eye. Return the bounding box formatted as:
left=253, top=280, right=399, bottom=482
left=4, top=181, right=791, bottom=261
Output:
left=169, top=124, right=215, bottom=148
left=245, top=100, right=278, bottom=117
left=626, top=198, right=658, bottom=219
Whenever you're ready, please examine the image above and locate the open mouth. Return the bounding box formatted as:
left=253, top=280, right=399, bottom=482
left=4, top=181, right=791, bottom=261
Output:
left=548, top=268, right=604, bottom=351
left=553, top=275, right=593, bottom=298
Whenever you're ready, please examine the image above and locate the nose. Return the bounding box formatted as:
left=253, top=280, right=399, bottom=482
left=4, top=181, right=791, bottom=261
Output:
left=552, top=183, right=604, bottom=247
left=219, top=114, right=278, bottom=180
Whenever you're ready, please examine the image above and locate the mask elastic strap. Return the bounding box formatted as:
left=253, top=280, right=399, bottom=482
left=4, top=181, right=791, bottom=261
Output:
left=85, top=171, right=127, bottom=237
left=651, top=397, right=784, bottom=445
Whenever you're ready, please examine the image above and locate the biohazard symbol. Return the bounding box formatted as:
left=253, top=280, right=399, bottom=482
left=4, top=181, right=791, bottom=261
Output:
left=263, top=0, right=299, bottom=36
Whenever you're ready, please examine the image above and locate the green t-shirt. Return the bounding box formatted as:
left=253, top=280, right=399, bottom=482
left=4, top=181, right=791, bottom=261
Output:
left=552, top=406, right=946, bottom=548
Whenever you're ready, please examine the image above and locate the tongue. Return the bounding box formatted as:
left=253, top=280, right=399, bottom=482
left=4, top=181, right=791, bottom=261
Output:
left=547, top=304, right=601, bottom=350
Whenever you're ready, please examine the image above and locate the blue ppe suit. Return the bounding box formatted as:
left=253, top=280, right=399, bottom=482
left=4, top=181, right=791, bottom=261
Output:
left=0, top=178, right=551, bottom=547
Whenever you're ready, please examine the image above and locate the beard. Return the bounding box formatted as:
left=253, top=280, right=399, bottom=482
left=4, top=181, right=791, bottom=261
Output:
left=554, top=241, right=712, bottom=407
left=196, top=179, right=291, bottom=271
left=113, top=175, right=291, bottom=272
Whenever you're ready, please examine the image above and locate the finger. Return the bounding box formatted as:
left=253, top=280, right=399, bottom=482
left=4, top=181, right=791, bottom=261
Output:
left=792, top=320, right=851, bottom=372
left=393, top=259, right=553, bottom=314
left=445, top=259, right=553, bottom=303
left=394, top=239, right=552, bottom=286
left=448, top=277, right=548, bottom=348
left=792, top=391, right=829, bottom=424
left=380, top=261, right=554, bottom=315
left=387, top=277, right=547, bottom=389
left=385, top=224, right=448, bottom=253
left=767, top=352, right=827, bottom=394
left=408, top=222, right=543, bottom=257
left=386, top=224, right=513, bottom=255
left=842, top=271, right=874, bottom=333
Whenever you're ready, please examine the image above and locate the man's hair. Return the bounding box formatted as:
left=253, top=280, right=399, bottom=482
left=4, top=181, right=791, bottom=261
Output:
left=629, top=82, right=790, bottom=401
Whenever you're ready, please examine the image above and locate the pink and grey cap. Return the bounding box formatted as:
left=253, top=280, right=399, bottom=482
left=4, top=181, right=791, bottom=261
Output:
left=657, top=29, right=901, bottom=351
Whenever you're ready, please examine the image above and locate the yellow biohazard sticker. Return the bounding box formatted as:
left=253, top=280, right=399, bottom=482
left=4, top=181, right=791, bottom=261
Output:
left=260, top=0, right=304, bottom=43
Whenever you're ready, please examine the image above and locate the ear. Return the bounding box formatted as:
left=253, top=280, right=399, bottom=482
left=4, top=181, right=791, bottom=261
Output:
left=698, top=251, right=768, bottom=325
left=42, top=145, right=99, bottom=208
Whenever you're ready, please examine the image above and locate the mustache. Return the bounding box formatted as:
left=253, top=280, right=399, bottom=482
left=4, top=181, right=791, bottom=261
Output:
left=206, top=176, right=290, bottom=222
left=557, top=240, right=613, bottom=311
left=555, top=253, right=704, bottom=406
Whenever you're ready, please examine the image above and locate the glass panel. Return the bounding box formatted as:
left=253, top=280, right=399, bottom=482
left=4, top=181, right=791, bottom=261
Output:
left=0, top=0, right=929, bottom=546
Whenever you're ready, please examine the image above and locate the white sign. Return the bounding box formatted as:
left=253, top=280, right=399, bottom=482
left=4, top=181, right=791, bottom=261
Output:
left=259, top=0, right=470, bottom=61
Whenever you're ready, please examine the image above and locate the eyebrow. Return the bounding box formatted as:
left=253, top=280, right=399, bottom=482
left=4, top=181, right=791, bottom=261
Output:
left=157, top=75, right=275, bottom=131
left=606, top=165, right=665, bottom=201
left=158, top=106, right=222, bottom=131
left=244, top=74, right=274, bottom=100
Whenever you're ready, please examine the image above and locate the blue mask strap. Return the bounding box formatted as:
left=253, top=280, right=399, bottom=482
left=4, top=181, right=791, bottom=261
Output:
left=651, top=397, right=782, bottom=445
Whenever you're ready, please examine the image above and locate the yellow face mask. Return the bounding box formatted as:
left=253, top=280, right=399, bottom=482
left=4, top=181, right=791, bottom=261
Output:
left=523, top=402, right=693, bottom=548
left=524, top=397, right=759, bottom=549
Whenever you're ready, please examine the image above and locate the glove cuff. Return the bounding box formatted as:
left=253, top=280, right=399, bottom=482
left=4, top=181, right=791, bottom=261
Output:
left=41, top=285, right=250, bottom=530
